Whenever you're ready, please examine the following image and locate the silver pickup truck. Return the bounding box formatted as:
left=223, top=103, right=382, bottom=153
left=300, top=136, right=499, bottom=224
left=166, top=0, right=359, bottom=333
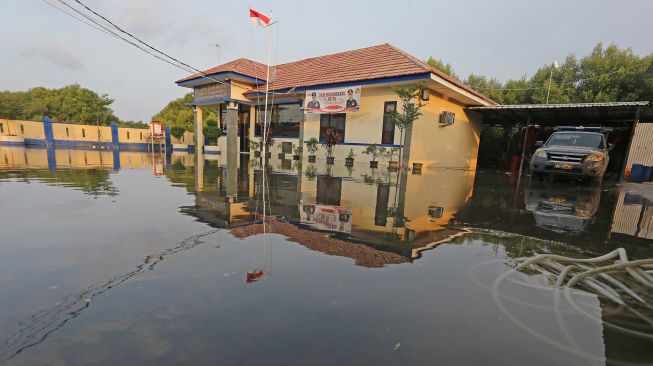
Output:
left=529, top=127, right=611, bottom=182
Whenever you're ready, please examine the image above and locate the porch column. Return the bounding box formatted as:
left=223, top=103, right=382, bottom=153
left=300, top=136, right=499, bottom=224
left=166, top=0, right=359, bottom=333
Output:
left=194, top=105, right=204, bottom=192
left=226, top=101, right=239, bottom=197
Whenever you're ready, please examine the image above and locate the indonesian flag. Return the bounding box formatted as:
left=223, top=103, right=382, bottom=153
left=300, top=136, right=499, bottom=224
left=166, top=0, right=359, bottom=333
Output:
left=249, top=8, right=271, bottom=27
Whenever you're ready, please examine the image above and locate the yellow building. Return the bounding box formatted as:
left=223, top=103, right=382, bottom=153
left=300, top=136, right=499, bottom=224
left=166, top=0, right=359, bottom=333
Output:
left=176, top=43, right=495, bottom=170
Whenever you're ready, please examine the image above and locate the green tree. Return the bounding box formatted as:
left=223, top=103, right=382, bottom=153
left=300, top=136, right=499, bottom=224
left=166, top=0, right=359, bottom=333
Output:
left=386, top=82, right=424, bottom=169
left=426, top=57, right=459, bottom=80
left=0, top=84, right=123, bottom=125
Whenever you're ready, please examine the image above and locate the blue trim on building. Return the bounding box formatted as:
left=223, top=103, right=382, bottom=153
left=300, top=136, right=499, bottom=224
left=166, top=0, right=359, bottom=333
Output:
left=244, top=73, right=431, bottom=97
left=24, top=138, right=46, bottom=146
left=119, top=142, right=151, bottom=151
left=164, top=127, right=172, bottom=151
left=43, top=116, right=54, bottom=147
left=187, top=97, right=252, bottom=106
left=0, top=141, right=27, bottom=146
left=176, top=71, right=265, bottom=87
left=204, top=150, right=221, bottom=155
left=251, top=98, right=302, bottom=106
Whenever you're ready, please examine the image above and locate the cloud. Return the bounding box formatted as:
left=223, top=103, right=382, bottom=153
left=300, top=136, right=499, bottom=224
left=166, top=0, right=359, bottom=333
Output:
left=17, top=43, right=85, bottom=71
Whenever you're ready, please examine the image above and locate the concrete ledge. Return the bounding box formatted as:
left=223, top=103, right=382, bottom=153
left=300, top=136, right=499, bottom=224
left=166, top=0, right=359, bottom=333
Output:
left=204, top=145, right=221, bottom=155
left=172, top=144, right=190, bottom=151
left=0, top=135, right=25, bottom=146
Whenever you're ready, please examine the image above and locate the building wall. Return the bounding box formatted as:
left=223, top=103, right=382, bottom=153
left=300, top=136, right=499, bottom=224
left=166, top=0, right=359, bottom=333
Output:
left=625, top=122, right=653, bottom=169
left=0, top=119, right=152, bottom=150
left=301, top=85, right=480, bottom=169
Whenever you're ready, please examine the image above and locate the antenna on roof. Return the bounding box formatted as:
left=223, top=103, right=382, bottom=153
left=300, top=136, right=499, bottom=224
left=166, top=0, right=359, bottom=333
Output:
left=210, top=43, right=221, bottom=65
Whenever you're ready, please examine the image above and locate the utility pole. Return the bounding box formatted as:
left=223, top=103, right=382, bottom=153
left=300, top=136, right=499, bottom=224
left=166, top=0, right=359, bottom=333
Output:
left=545, top=60, right=559, bottom=104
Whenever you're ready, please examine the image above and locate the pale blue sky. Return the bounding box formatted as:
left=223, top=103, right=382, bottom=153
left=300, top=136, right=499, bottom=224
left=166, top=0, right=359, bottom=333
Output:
left=1, top=0, right=651, bottom=122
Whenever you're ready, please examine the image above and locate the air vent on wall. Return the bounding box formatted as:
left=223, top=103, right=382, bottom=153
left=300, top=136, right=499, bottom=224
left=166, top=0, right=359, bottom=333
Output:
left=439, top=111, right=455, bottom=125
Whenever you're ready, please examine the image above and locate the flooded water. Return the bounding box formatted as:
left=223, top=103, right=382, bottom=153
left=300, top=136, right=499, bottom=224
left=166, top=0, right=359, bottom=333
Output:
left=0, top=147, right=651, bottom=365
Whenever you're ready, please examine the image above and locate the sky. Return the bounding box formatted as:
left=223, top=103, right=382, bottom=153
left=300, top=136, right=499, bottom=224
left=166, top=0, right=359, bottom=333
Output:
left=1, top=0, right=652, bottom=122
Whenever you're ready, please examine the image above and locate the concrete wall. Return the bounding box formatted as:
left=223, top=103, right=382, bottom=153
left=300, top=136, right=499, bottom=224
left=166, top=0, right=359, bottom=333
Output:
left=0, top=119, right=153, bottom=150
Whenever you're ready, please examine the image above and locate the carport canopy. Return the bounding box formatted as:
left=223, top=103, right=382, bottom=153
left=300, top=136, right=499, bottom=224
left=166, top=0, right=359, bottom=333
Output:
left=466, top=101, right=650, bottom=127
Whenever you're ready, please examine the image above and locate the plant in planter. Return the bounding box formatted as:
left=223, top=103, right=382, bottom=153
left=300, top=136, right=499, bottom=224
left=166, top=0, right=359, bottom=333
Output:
left=304, top=164, right=317, bottom=180
left=292, top=144, right=302, bottom=160
left=363, top=144, right=385, bottom=169
left=384, top=147, right=400, bottom=170
left=386, top=82, right=425, bottom=170
left=345, top=148, right=356, bottom=167
left=203, top=119, right=222, bottom=145
left=261, top=129, right=274, bottom=158
left=305, top=137, right=319, bottom=163
left=321, top=128, right=341, bottom=165
left=249, top=139, right=261, bottom=157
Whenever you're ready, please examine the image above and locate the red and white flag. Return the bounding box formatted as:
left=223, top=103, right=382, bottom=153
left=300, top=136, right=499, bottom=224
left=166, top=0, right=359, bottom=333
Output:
left=249, top=8, right=271, bottom=27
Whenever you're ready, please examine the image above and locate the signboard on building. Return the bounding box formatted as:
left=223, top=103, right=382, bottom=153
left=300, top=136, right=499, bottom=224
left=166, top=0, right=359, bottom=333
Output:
left=150, top=121, right=163, bottom=138
left=304, top=86, right=361, bottom=114
left=194, top=82, right=230, bottom=102
left=299, top=203, right=352, bottom=234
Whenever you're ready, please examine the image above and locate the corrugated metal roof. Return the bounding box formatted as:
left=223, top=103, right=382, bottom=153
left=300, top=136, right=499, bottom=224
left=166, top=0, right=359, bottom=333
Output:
left=466, top=101, right=650, bottom=126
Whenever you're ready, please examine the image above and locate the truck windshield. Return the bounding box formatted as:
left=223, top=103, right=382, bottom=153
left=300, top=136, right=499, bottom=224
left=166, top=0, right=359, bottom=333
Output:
left=546, top=133, right=603, bottom=148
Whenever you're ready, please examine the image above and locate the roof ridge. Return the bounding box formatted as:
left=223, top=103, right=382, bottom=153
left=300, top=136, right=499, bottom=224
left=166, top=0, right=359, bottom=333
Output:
left=274, top=43, right=391, bottom=68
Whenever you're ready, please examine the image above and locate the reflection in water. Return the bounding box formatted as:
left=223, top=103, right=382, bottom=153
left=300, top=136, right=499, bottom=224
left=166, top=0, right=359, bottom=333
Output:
left=0, top=229, right=218, bottom=363
left=525, top=183, right=601, bottom=234
left=1, top=147, right=652, bottom=365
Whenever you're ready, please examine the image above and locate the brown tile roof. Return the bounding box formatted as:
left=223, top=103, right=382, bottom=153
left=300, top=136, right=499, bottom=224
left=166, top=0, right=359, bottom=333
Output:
left=177, top=44, right=494, bottom=104
left=176, top=58, right=267, bottom=83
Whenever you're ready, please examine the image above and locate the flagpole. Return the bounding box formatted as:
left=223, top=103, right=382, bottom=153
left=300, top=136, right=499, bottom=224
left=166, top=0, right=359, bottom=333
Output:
left=262, top=19, right=274, bottom=236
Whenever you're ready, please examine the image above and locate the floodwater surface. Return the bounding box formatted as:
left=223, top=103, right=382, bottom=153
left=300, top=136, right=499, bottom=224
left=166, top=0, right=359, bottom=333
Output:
left=0, top=147, right=651, bottom=365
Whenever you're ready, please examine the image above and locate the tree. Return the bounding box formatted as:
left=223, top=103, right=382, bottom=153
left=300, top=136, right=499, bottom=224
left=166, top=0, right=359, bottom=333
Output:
left=170, top=126, right=185, bottom=141
left=0, top=84, right=125, bottom=125
left=426, top=57, right=460, bottom=81
left=386, top=82, right=424, bottom=169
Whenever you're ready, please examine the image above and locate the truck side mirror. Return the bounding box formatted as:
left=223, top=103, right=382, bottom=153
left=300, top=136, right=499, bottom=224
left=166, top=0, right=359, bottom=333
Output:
left=608, top=143, right=614, bottom=151
left=535, top=141, right=544, bottom=148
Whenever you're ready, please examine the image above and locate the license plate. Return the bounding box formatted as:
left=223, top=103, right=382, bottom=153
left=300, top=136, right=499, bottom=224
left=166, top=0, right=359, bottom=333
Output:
left=554, top=163, right=573, bottom=170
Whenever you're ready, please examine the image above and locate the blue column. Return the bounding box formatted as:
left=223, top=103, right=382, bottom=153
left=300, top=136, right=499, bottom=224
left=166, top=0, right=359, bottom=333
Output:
left=43, top=116, right=54, bottom=147
left=112, top=149, right=121, bottom=171
left=164, top=126, right=172, bottom=151
left=110, top=122, right=119, bottom=150
left=46, top=146, right=57, bottom=172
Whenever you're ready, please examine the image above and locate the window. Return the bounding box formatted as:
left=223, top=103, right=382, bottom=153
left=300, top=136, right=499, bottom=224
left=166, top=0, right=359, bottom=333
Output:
left=127, top=131, right=130, bottom=140
left=255, top=103, right=301, bottom=137
left=65, top=127, right=69, bottom=137
left=382, top=102, right=397, bottom=144
left=82, top=128, right=85, bottom=138
left=20, top=125, right=24, bottom=134
left=319, top=114, right=346, bottom=142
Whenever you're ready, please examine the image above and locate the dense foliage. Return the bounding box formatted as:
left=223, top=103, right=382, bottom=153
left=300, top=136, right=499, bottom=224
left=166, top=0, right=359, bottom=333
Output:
left=0, top=84, right=146, bottom=127
left=428, top=43, right=653, bottom=108
left=151, top=93, right=219, bottom=132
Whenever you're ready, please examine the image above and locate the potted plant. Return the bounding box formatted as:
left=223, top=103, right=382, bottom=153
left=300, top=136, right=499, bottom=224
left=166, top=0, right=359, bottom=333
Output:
left=304, top=164, right=317, bottom=181
left=345, top=148, right=356, bottom=167
left=385, top=147, right=400, bottom=170
left=292, top=144, right=302, bottom=160
left=203, top=119, right=222, bottom=155
left=305, top=137, right=319, bottom=163
left=249, top=139, right=261, bottom=157
left=321, top=128, right=341, bottom=165
left=363, top=144, right=385, bottom=169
